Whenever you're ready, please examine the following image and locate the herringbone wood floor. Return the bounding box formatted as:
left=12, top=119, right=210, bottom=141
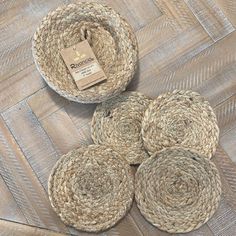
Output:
left=1, top=0, right=236, bottom=235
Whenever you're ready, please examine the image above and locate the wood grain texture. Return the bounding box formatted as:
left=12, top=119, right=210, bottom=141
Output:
left=220, top=128, right=236, bottom=164
left=213, top=148, right=236, bottom=203
left=135, top=30, right=236, bottom=103
left=0, top=0, right=65, bottom=81
left=0, top=175, right=27, bottom=224
left=216, top=0, right=236, bottom=27
left=215, top=94, right=236, bottom=136
left=1, top=0, right=236, bottom=235
left=39, top=108, right=82, bottom=155
left=0, top=117, right=68, bottom=233
left=136, top=16, right=177, bottom=58
left=2, top=101, right=60, bottom=190
left=185, top=0, right=235, bottom=41
left=65, top=102, right=96, bottom=145
left=0, top=65, right=45, bottom=113
left=209, top=149, right=236, bottom=235
left=154, top=0, right=198, bottom=29
left=207, top=198, right=236, bottom=235
left=101, top=0, right=162, bottom=30
left=27, top=87, right=69, bottom=121
left=0, top=220, right=66, bottom=236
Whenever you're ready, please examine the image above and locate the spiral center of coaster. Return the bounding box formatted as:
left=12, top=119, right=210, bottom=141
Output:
left=72, top=167, right=113, bottom=199
left=168, top=178, right=189, bottom=194
left=116, top=119, right=141, bottom=141
left=165, top=116, right=192, bottom=143
left=160, top=170, right=199, bottom=208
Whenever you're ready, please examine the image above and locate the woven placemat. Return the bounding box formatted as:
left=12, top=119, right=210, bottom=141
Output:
left=142, top=90, right=219, bottom=158
left=135, top=147, right=222, bottom=233
left=91, top=91, right=151, bottom=165
left=32, top=2, right=138, bottom=103
left=48, top=145, right=134, bottom=232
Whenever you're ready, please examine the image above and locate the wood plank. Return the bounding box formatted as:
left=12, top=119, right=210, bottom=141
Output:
left=217, top=93, right=236, bottom=164
left=213, top=148, right=236, bottom=205
left=154, top=0, right=198, bottom=29
left=220, top=128, right=236, bottom=163
left=136, top=0, right=230, bottom=61
left=133, top=0, right=235, bottom=92
left=207, top=148, right=236, bottom=234
left=131, top=24, right=212, bottom=94
left=27, top=87, right=68, bottom=121
left=207, top=198, right=236, bottom=235
left=0, top=0, right=64, bottom=81
left=102, top=0, right=162, bottom=30
left=215, top=94, right=236, bottom=136
left=213, top=149, right=236, bottom=208
left=135, top=31, right=236, bottom=104
left=0, top=65, right=45, bottom=113
left=185, top=0, right=235, bottom=42
left=0, top=220, right=66, bottom=236
left=136, top=16, right=177, bottom=58
left=0, top=175, right=27, bottom=224
left=0, top=117, right=68, bottom=233
left=64, top=102, right=96, bottom=146
left=39, top=108, right=81, bottom=155
left=2, top=101, right=60, bottom=190
left=216, top=0, right=236, bottom=27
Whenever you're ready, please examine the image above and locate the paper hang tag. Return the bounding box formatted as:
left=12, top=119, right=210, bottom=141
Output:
left=60, top=40, right=107, bottom=90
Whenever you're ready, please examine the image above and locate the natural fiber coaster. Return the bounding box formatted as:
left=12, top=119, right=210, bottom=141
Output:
left=135, top=147, right=222, bottom=233
left=48, top=145, right=134, bottom=232
left=32, top=2, right=138, bottom=103
left=91, top=91, right=151, bottom=165
left=142, top=90, right=219, bottom=158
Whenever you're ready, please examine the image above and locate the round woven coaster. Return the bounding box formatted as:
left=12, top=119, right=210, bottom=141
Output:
left=32, top=2, right=138, bottom=103
left=142, top=90, right=219, bottom=158
left=135, top=147, right=221, bottom=233
left=48, top=145, right=134, bottom=232
left=91, top=91, right=151, bottom=165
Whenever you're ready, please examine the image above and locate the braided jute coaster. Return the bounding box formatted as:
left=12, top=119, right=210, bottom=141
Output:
left=135, top=147, right=222, bottom=233
left=32, top=2, right=138, bottom=103
left=48, top=145, right=134, bottom=232
left=91, top=91, right=152, bottom=165
left=142, top=90, right=219, bottom=158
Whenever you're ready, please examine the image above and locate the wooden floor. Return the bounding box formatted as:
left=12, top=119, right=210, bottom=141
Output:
left=1, top=0, right=236, bottom=235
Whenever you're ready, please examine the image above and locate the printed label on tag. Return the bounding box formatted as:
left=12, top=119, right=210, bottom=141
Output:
left=60, top=40, right=107, bottom=90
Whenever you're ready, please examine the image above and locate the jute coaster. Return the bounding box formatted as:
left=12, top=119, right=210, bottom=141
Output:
left=48, top=145, right=134, bottom=232
left=142, top=90, right=219, bottom=158
left=91, top=91, right=151, bottom=165
left=135, top=147, right=222, bottom=233
left=32, top=2, right=138, bottom=103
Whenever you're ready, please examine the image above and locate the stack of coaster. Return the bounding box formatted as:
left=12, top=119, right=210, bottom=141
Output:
left=32, top=2, right=138, bottom=103
left=91, top=91, right=151, bottom=164
left=135, top=147, right=222, bottom=233
left=48, top=145, right=134, bottom=232
left=48, top=89, right=221, bottom=233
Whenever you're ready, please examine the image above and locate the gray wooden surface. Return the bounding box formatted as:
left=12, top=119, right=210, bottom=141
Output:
left=1, top=0, right=236, bottom=235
